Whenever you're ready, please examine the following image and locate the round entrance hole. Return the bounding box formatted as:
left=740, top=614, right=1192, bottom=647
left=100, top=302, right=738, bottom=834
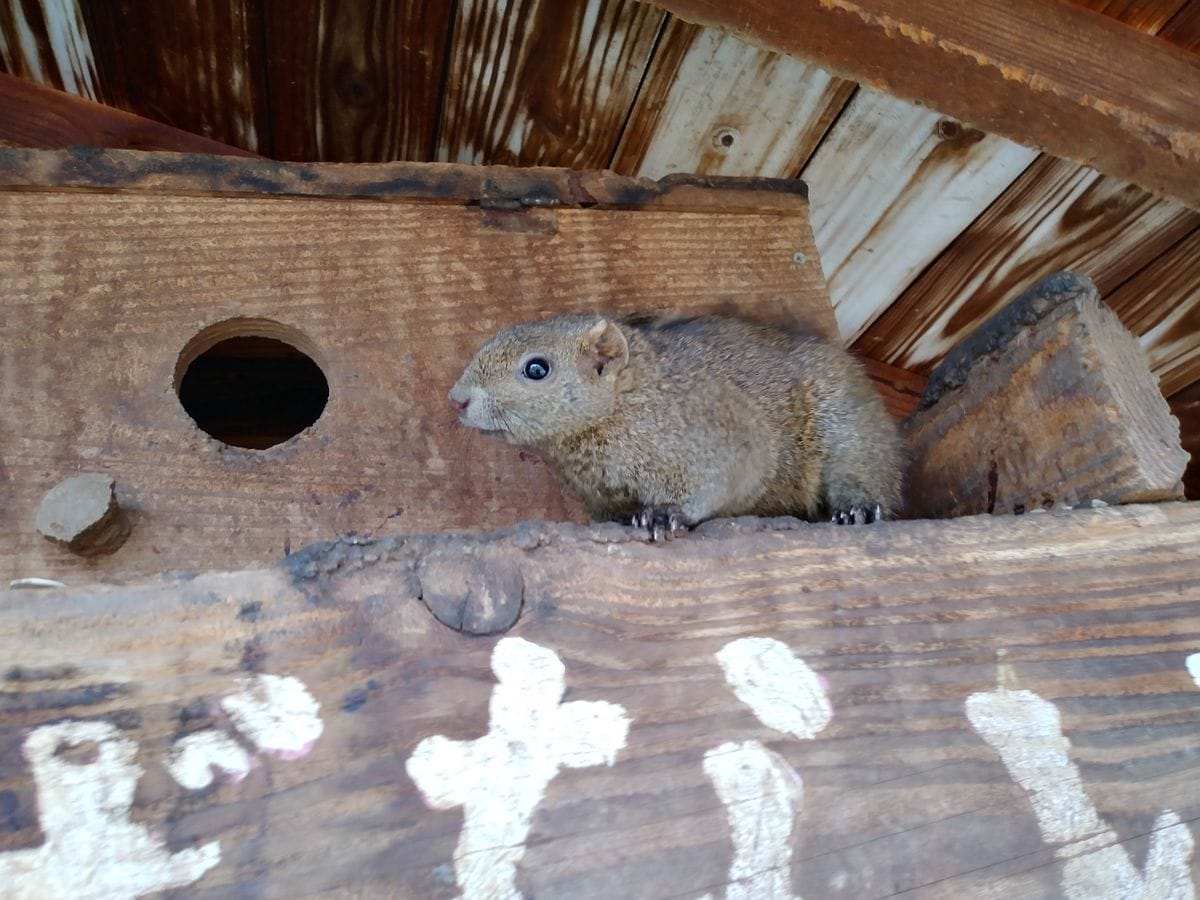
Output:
left=174, top=319, right=329, bottom=450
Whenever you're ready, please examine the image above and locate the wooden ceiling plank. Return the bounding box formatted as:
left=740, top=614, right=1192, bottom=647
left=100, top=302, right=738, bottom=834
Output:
left=1161, top=0, right=1200, bottom=49
left=801, top=88, right=1039, bottom=344
left=609, top=18, right=854, bottom=179
left=0, top=72, right=257, bottom=155
left=436, top=0, right=664, bottom=168
left=1064, top=0, right=1188, bottom=32
left=643, top=0, right=1200, bottom=209
left=854, top=156, right=1200, bottom=373
left=77, top=0, right=270, bottom=154
left=0, top=0, right=100, bottom=99
left=1106, top=228, right=1200, bottom=397
left=262, top=0, right=455, bottom=162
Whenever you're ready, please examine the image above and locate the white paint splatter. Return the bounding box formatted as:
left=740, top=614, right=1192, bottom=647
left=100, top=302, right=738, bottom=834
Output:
left=220, top=673, right=323, bottom=759
left=716, top=637, right=832, bottom=738
left=406, top=637, right=631, bottom=900
left=966, top=688, right=1195, bottom=900
left=0, top=721, right=220, bottom=899
left=167, top=730, right=253, bottom=791
left=1186, top=653, right=1200, bottom=689
left=703, top=741, right=803, bottom=900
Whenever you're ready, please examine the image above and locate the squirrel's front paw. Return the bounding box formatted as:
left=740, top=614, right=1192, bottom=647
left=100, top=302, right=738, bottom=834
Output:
left=632, top=505, right=683, bottom=542
left=831, top=503, right=884, bottom=525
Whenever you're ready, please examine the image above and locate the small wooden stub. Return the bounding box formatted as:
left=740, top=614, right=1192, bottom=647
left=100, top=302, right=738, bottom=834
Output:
left=34, top=474, right=130, bottom=557
left=903, top=271, right=1188, bottom=519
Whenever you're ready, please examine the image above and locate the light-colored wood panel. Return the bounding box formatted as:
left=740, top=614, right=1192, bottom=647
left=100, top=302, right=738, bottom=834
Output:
left=857, top=156, right=1200, bottom=372
left=644, top=0, right=1200, bottom=208
left=2, top=505, right=1200, bottom=895
left=0, top=0, right=99, bottom=99
left=0, top=157, right=833, bottom=584
left=1108, top=228, right=1200, bottom=397
left=802, top=87, right=1039, bottom=343
left=437, top=0, right=663, bottom=168
left=263, top=0, right=454, bottom=162
left=610, top=18, right=853, bottom=179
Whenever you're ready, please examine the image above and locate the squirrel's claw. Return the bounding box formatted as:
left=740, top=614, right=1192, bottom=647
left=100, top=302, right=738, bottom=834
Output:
left=632, top=505, right=682, bottom=542
left=831, top=503, right=884, bottom=525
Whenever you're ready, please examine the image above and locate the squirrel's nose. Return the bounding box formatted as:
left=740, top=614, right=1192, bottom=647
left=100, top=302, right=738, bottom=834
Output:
left=450, top=395, right=470, bottom=413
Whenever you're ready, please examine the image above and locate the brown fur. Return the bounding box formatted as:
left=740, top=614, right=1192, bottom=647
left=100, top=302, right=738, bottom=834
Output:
left=449, top=313, right=903, bottom=526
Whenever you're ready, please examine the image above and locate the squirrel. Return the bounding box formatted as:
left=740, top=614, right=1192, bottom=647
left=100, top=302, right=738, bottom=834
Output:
left=449, top=312, right=903, bottom=540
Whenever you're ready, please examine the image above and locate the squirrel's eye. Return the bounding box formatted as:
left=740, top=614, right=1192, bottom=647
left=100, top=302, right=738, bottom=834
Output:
left=522, top=357, right=551, bottom=380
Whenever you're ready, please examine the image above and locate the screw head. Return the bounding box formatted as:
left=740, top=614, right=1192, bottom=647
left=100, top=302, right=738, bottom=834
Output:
left=791, top=251, right=807, bottom=265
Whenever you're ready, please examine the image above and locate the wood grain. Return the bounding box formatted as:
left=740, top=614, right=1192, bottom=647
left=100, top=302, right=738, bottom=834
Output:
left=262, top=0, right=455, bottom=162
left=1065, top=0, right=1189, bottom=32
left=860, top=356, right=925, bottom=421
left=436, top=0, right=664, bottom=167
left=0, top=0, right=100, bottom=99
left=0, top=73, right=258, bottom=156
left=856, top=156, right=1200, bottom=373
left=643, top=0, right=1200, bottom=208
left=1107, top=228, right=1200, bottom=398
left=0, top=151, right=834, bottom=584
left=801, top=87, right=1039, bottom=344
left=2, top=503, right=1200, bottom=896
left=610, top=18, right=854, bottom=179
left=1162, top=0, right=1200, bottom=49
left=904, top=272, right=1188, bottom=519
left=77, top=0, right=269, bottom=153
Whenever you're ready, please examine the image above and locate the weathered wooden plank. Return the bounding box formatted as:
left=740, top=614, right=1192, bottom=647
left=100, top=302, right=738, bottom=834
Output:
left=1162, top=0, right=1200, bottom=48
left=1107, top=228, right=1200, bottom=398
left=801, top=87, right=1039, bottom=344
left=262, top=0, right=454, bottom=162
left=437, top=0, right=664, bottom=167
left=0, top=149, right=834, bottom=585
left=1170, top=381, right=1200, bottom=500
left=0, top=0, right=99, bottom=99
left=904, top=272, right=1188, bottom=519
left=856, top=156, right=1200, bottom=372
left=860, top=356, right=925, bottom=421
left=1065, top=0, right=1189, bottom=32
left=77, top=0, right=269, bottom=153
left=610, top=18, right=853, bottom=179
left=0, top=73, right=258, bottom=156
left=643, top=0, right=1200, bottom=208
left=2, top=504, right=1200, bottom=896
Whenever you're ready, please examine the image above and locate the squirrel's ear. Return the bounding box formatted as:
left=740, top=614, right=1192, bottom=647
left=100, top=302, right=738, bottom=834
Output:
left=582, top=319, right=629, bottom=378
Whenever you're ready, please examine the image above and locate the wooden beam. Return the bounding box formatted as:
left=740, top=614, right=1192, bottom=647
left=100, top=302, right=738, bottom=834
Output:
left=0, top=72, right=257, bottom=156
left=903, top=272, right=1188, bottom=518
left=2, top=504, right=1200, bottom=895
left=642, top=0, right=1200, bottom=209
left=1170, top=380, right=1200, bottom=499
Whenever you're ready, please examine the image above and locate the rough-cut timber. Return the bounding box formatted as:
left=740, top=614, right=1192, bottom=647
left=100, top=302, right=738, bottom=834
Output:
left=0, top=148, right=835, bottom=585
left=643, top=0, right=1200, bottom=209
left=1, top=504, right=1199, bottom=897
left=0, top=73, right=258, bottom=156
left=904, top=272, right=1188, bottom=519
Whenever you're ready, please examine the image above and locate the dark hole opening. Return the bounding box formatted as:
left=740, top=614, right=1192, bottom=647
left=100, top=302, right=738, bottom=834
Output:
left=177, top=336, right=329, bottom=449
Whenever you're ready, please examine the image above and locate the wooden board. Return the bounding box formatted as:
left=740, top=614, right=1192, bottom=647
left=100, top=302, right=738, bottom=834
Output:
left=0, top=0, right=100, bottom=99
left=1170, top=382, right=1200, bottom=500
left=2, top=504, right=1200, bottom=896
left=643, top=0, right=1200, bottom=209
left=800, top=87, right=1039, bottom=344
left=77, top=0, right=269, bottom=153
left=262, top=0, right=455, bottom=162
left=436, top=0, right=663, bottom=168
left=856, top=156, right=1200, bottom=372
left=610, top=18, right=853, bottom=179
left=0, top=72, right=258, bottom=156
left=0, top=149, right=835, bottom=586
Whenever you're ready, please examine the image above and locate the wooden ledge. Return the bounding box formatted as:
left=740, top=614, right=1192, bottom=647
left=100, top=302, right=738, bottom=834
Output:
left=3, top=504, right=1200, bottom=896
left=0, top=147, right=810, bottom=213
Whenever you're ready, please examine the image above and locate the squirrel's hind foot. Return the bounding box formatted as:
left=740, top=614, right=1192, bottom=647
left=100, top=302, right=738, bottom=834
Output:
left=831, top=503, right=884, bottom=525
left=632, top=505, right=683, bottom=542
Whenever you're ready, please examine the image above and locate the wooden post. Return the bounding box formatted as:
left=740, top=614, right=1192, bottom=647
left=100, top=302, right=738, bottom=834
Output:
left=903, top=271, right=1189, bottom=519
left=1, top=505, right=1199, bottom=896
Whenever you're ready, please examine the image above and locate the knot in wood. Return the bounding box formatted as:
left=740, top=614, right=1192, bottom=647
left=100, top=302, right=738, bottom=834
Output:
left=416, top=548, right=524, bottom=636
left=35, top=473, right=130, bottom=556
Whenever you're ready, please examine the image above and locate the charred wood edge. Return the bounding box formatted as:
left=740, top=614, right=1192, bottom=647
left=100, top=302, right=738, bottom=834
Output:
left=0, top=147, right=809, bottom=212
left=917, top=271, right=1095, bottom=411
